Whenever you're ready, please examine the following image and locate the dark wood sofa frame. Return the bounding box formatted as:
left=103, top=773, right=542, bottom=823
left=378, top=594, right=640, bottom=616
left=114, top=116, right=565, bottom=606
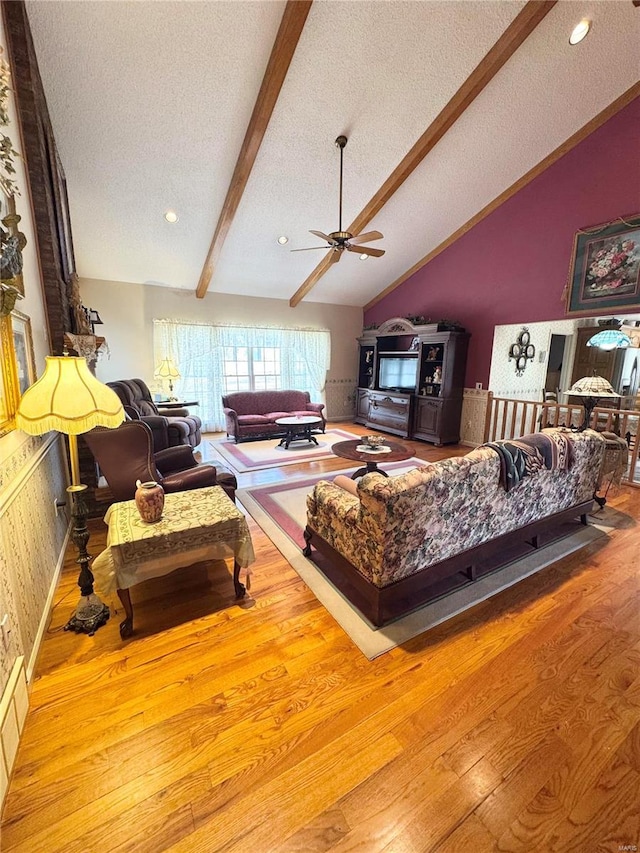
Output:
left=303, top=499, right=594, bottom=627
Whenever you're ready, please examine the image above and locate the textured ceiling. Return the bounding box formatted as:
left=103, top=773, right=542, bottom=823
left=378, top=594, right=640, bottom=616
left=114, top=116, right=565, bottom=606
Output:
left=25, top=0, right=640, bottom=307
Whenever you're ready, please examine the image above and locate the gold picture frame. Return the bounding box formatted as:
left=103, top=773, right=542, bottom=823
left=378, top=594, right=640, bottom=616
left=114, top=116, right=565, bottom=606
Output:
left=0, top=313, right=19, bottom=437
left=11, top=308, right=36, bottom=395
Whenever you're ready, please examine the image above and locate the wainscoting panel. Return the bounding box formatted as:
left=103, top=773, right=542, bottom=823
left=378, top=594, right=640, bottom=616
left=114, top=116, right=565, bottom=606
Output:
left=0, top=434, right=68, bottom=696
left=460, top=388, right=489, bottom=446
left=0, top=656, right=28, bottom=810
left=325, top=378, right=357, bottom=421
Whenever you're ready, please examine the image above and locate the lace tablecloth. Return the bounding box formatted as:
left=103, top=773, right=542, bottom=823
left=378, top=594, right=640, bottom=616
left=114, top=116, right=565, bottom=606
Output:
left=92, top=485, right=255, bottom=594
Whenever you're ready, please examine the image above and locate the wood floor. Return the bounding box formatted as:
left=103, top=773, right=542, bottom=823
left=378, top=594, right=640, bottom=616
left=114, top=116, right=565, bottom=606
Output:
left=1, top=422, right=639, bottom=852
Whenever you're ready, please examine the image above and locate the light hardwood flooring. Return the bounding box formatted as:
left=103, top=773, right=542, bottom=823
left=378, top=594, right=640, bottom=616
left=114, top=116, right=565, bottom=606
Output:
left=1, top=422, right=639, bottom=852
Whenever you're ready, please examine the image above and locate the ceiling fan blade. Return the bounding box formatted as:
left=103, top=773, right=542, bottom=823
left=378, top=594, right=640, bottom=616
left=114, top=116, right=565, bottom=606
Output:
left=328, top=248, right=342, bottom=264
left=309, top=230, right=335, bottom=244
left=291, top=246, right=331, bottom=252
left=347, top=244, right=385, bottom=258
left=348, top=230, right=384, bottom=245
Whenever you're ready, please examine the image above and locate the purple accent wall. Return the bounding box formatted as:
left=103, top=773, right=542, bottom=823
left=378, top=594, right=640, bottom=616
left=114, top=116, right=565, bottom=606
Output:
left=365, top=97, right=640, bottom=388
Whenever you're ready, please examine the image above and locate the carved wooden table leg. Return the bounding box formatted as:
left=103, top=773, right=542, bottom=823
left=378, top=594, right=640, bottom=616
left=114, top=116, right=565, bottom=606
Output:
left=117, top=588, right=134, bottom=639
left=233, top=561, right=246, bottom=599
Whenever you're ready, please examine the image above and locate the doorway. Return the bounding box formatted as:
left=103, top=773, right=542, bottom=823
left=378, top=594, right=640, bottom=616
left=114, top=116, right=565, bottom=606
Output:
left=545, top=334, right=570, bottom=400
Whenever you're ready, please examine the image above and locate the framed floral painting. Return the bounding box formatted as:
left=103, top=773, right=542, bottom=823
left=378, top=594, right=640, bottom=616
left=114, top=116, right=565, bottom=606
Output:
left=565, top=215, right=640, bottom=316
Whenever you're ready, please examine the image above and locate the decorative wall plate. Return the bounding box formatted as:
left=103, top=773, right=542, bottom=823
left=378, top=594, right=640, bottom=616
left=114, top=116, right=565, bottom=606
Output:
left=509, top=327, right=535, bottom=375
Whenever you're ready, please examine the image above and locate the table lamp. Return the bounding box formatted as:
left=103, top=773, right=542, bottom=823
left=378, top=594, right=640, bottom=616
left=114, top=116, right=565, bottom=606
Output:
left=154, top=357, right=180, bottom=399
left=16, top=355, right=124, bottom=634
left=567, top=374, right=621, bottom=431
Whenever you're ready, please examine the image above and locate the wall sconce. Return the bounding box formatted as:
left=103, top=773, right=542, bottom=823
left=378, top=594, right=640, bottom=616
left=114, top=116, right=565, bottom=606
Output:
left=509, top=327, right=536, bottom=376
left=88, top=309, right=103, bottom=335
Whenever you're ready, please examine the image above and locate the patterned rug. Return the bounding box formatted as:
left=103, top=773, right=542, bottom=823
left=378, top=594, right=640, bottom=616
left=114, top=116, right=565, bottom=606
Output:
left=210, top=428, right=361, bottom=472
left=237, top=465, right=615, bottom=659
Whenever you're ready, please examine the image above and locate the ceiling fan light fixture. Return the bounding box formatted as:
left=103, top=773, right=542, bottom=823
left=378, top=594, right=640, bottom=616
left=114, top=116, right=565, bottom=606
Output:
left=294, top=136, right=385, bottom=265
left=277, top=235, right=289, bottom=245
left=164, top=210, right=179, bottom=223
left=569, top=19, right=591, bottom=45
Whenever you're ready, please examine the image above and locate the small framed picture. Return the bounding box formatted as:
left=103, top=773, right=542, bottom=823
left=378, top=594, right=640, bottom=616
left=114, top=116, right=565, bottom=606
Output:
left=11, top=309, right=37, bottom=396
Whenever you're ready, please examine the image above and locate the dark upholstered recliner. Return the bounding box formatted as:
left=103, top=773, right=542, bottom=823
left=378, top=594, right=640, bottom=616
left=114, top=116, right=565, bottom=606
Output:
left=107, top=378, right=202, bottom=449
left=85, top=421, right=236, bottom=503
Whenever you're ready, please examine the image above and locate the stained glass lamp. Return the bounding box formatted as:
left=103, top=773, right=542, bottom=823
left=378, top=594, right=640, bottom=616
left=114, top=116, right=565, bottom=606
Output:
left=567, top=374, right=620, bottom=431
left=587, top=329, right=631, bottom=350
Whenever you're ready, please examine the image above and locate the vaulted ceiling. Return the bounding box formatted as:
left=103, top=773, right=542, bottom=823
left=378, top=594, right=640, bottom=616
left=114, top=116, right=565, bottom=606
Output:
left=25, top=0, right=640, bottom=308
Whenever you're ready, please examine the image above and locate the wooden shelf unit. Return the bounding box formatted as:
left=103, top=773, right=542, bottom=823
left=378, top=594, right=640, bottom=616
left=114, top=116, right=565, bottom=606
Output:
left=355, top=318, right=469, bottom=445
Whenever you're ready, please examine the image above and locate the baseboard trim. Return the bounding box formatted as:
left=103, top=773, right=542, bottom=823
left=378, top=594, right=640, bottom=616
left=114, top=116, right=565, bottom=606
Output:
left=26, top=521, right=72, bottom=685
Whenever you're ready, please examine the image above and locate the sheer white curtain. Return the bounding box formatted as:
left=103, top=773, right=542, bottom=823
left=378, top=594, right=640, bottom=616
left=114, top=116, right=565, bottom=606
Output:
left=154, top=320, right=331, bottom=432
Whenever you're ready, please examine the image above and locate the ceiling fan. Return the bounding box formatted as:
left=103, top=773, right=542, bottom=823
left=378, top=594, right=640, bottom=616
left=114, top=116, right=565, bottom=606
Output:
left=292, top=135, right=385, bottom=264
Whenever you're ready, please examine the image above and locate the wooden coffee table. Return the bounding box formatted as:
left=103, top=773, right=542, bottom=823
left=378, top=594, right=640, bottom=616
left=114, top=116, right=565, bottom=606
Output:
left=332, top=438, right=413, bottom=479
left=275, top=416, right=323, bottom=449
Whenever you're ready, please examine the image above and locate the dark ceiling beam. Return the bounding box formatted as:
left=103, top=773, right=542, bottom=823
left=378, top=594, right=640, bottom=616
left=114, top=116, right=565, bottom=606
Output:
left=366, top=82, right=640, bottom=311
left=196, top=0, right=313, bottom=299
left=289, top=0, right=557, bottom=308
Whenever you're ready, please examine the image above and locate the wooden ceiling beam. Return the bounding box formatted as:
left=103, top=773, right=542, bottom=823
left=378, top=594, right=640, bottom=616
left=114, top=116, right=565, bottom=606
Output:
left=365, top=82, right=640, bottom=311
left=289, top=0, right=557, bottom=307
left=196, top=0, right=312, bottom=299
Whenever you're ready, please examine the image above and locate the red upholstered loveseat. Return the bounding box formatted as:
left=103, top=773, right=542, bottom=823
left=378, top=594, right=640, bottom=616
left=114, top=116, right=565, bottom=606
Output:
left=222, top=390, right=326, bottom=443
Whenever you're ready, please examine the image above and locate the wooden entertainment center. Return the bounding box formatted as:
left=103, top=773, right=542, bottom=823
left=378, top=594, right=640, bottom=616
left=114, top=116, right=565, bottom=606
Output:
left=356, top=317, right=469, bottom=446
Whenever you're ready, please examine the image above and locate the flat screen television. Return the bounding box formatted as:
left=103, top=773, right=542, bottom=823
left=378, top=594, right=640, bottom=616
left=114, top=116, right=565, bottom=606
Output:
left=378, top=356, right=418, bottom=392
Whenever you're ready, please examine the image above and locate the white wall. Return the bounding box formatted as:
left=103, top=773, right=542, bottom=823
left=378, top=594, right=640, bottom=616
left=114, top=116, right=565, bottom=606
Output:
left=80, top=279, right=363, bottom=419
left=489, top=315, right=640, bottom=404
left=489, top=318, right=583, bottom=401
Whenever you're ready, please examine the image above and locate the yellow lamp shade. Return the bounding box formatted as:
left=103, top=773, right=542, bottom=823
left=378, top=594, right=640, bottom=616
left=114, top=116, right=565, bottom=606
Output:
left=16, top=356, right=125, bottom=436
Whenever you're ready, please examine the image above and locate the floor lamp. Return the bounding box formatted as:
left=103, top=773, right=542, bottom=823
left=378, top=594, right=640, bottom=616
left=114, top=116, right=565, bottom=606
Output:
left=16, top=355, right=124, bottom=634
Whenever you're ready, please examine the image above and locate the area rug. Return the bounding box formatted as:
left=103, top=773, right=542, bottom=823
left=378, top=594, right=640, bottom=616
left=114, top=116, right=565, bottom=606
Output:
left=237, top=465, right=616, bottom=659
left=210, top=429, right=363, bottom=472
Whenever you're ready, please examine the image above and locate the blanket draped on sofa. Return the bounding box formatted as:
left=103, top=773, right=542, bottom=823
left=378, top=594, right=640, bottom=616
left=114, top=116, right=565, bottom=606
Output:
left=484, top=430, right=573, bottom=492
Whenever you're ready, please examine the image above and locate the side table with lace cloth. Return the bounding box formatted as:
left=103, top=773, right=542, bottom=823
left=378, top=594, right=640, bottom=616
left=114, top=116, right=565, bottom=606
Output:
left=92, top=485, right=255, bottom=638
left=594, top=431, right=629, bottom=507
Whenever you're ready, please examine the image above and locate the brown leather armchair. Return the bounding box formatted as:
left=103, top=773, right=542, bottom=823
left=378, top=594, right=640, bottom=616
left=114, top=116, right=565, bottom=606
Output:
left=85, top=420, right=237, bottom=503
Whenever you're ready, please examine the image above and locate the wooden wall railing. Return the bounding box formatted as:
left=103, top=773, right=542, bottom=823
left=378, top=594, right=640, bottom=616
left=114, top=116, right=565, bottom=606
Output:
left=482, top=392, right=639, bottom=487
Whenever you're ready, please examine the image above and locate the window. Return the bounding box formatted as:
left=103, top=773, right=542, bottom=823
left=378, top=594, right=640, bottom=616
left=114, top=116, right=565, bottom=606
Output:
left=222, top=346, right=281, bottom=393
left=153, top=321, right=331, bottom=432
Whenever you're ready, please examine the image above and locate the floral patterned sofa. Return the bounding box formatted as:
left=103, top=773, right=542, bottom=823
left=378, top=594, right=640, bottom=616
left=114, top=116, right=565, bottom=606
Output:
left=222, top=390, right=326, bottom=443
left=303, top=428, right=606, bottom=626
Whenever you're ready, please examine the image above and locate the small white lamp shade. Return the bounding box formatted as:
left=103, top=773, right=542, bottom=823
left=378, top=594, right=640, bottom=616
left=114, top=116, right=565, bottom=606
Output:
left=154, top=358, right=181, bottom=382
left=154, top=357, right=181, bottom=395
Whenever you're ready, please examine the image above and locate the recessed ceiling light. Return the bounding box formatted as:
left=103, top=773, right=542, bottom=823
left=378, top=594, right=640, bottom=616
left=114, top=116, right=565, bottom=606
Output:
left=569, top=19, right=591, bottom=45
left=164, top=210, right=178, bottom=223
left=277, top=235, right=289, bottom=244
left=359, top=253, right=368, bottom=261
